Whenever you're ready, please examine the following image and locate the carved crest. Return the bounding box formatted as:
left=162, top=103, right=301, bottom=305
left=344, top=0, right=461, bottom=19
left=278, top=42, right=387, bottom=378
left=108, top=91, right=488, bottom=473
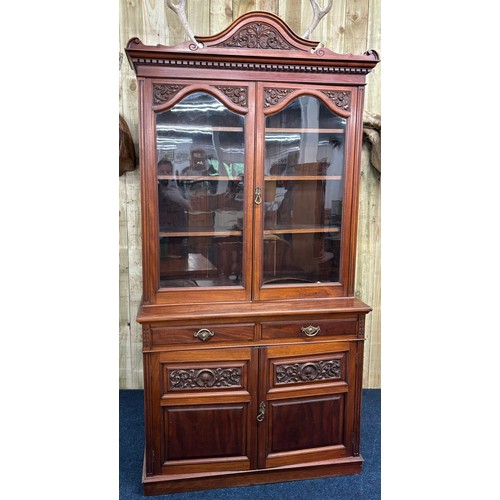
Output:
left=153, top=83, right=186, bottom=105
left=215, top=22, right=294, bottom=50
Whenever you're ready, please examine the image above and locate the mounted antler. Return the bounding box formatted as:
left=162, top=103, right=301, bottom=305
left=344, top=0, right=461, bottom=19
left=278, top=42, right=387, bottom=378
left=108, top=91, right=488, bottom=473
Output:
left=165, top=0, right=203, bottom=48
left=302, top=0, right=334, bottom=39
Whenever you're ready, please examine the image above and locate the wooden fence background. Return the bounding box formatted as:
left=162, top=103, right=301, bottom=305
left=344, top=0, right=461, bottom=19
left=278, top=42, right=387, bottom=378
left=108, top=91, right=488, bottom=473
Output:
left=119, top=0, right=381, bottom=389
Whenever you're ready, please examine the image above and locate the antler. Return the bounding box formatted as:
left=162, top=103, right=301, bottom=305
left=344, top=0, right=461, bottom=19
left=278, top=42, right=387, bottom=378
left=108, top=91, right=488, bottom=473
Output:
left=302, top=0, right=334, bottom=39
left=165, top=0, right=203, bottom=48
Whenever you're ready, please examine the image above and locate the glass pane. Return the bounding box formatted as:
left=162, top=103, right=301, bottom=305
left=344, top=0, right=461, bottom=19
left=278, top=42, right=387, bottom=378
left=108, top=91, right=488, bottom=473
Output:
left=263, top=95, right=345, bottom=285
left=156, top=92, right=245, bottom=288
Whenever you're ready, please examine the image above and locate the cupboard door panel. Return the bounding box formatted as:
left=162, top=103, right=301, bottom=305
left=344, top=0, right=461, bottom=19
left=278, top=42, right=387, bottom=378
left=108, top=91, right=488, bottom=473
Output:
left=270, top=395, right=344, bottom=453
left=258, top=342, right=356, bottom=469
left=151, top=347, right=258, bottom=475
left=163, top=404, right=246, bottom=460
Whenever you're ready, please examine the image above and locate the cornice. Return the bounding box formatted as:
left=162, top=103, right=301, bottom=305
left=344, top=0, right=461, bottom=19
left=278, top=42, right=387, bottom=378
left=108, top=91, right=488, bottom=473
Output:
left=125, top=46, right=377, bottom=76
left=125, top=11, right=379, bottom=77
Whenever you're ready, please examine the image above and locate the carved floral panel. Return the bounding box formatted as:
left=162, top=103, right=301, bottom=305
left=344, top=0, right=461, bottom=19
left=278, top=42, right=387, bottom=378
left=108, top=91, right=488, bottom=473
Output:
left=216, top=22, right=294, bottom=50
left=321, top=90, right=351, bottom=111
left=169, top=367, right=242, bottom=390
left=264, top=87, right=296, bottom=108
left=152, top=84, right=186, bottom=105
left=215, top=86, right=248, bottom=107
left=275, top=359, right=342, bottom=385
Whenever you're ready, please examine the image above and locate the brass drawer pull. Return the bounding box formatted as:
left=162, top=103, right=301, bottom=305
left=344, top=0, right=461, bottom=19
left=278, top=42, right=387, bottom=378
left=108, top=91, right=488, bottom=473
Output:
left=301, top=325, right=321, bottom=337
left=194, top=328, right=215, bottom=342
left=256, top=401, right=266, bottom=422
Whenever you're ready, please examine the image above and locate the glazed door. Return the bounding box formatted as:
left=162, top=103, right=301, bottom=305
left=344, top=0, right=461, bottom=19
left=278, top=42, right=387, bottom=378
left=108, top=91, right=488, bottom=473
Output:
left=150, top=347, right=258, bottom=475
left=257, top=342, right=357, bottom=468
left=149, top=82, right=255, bottom=304
left=253, top=84, right=359, bottom=300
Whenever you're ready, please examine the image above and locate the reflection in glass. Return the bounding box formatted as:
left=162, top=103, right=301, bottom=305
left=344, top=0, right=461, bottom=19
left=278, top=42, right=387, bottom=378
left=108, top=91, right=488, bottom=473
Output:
left=263, top=95, right=346, bottom=284
left=156, top=92, right=245, bottom=288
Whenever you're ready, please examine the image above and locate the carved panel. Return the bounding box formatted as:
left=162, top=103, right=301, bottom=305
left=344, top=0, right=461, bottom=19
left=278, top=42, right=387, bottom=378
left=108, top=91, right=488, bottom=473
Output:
left=169, top=367, right=242, bottom=390
left=215, top=22, right=294, bottom=50
left=142, top=324, right=152, bottom=350
left=276, top=359, right=341, bottom=385
left=152, top=83, right=186, bottom=105
left=215, top=86, right=248, bottom=107
left=358, top=315, right=365, bottom=338
left=264, top=88, right=296, bottom=108
left=321, top=90, right=351, bottom=111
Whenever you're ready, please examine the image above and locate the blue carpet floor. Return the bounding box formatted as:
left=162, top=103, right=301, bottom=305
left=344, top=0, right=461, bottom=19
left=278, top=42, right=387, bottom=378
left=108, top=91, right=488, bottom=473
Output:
left=120, top=389, right=380, bottom=499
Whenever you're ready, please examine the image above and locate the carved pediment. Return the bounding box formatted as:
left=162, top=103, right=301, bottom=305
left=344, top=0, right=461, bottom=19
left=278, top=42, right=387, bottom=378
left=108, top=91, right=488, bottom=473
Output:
left=214, top=22, right=294, bottom=50
left=197, top=11, right=319, bottom=54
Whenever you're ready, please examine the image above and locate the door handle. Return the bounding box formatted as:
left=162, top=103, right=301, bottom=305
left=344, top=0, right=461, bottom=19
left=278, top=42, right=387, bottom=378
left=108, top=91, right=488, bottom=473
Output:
left=254, top=187, right=262, bottom=205
left=256, top=401, right=266, bottom=422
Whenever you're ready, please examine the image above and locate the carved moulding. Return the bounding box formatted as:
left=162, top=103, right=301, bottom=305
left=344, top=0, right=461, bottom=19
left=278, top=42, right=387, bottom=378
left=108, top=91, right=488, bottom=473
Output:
left=214, top=22, right=294, bottom=50
left=215, top=86, right=248, bottom=107
left=152, top=84, right=185, bottom=105
left=264, top=88, right=296, bottom=108
left=322, top=90, right=351, bottom=111
left=169, top=367, right=242, bottom=390
left=264, top=87, right=351, bottom=113
left=152, top=83, right=248, bottom=109
left=276, top=359, right=342, bottom=385
left=142, top=324, right=152, bottom=350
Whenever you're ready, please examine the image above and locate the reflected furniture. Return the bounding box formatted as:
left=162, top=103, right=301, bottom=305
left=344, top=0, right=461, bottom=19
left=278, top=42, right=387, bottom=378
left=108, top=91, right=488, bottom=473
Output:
left=126, top=11, right=379, bottom=496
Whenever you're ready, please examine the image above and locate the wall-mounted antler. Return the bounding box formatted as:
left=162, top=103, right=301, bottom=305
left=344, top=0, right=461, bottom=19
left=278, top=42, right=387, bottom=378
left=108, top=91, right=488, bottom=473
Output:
left=166, top=0, right=333, bottom=48
left=165, top=0, right=203, bottom=48
left=302, top=0, right=334, bottom=39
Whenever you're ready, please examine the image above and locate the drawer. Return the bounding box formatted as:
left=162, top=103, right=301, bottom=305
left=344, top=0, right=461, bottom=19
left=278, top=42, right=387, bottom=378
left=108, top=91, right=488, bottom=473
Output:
left=261, top=317, right=357, bottom=340
left=151, top=323, right=255, bottom=345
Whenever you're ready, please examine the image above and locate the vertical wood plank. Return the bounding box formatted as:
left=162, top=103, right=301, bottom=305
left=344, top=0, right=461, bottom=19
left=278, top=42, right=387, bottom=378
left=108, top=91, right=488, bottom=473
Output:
left=120, top=0, right=139, bottom=389
left=125, top=168, right=144, bottom=389
left=366, top=0, right=381, bottom=114
left=278, top=0, right=303, bottom=36
left=356, top=144, right=381, bottom=389
left=344, top=0, right=369, bottom=54
left=233, top=0, right=257, bottom=18
left=187, top=0, right=211, bottom=37
left=256, top=0, right=279, bottom=13
left=142, top=0, right=168, bottom=45
left=119, top=173, right=132, bottom=389
left=325, top=0, right=347, bottom=53
left=210, top=0, right=234, bottom=33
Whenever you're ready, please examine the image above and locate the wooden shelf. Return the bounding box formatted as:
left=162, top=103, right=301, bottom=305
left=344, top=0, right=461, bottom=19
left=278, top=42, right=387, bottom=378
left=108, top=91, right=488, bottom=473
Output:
left=158, top=126, right=243, bottom=132
left=265, top=175, right=342, bottom=181
left=266, top=128, right=345, bottom=134
left=264, top=226, right=340, bottom=235
left=158, top=175, right=243, bottom=181
left=159, top=229, right=243, bottom=237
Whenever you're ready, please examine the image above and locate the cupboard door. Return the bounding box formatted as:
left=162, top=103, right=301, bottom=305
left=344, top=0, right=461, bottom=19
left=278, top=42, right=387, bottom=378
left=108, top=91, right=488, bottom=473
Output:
left=150, top=347, right=258, bottom=475
left=254, top=84, right=359, bottom=301
left=257, top=342, right=357, bottom=469
left=148, top=82, right=256, bottom=305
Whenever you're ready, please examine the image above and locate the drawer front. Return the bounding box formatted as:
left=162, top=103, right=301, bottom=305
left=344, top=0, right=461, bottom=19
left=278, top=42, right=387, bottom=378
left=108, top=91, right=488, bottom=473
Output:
left=151, top=323, right=255, bottom=345
left=261, top=317, right=357, bottom=340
